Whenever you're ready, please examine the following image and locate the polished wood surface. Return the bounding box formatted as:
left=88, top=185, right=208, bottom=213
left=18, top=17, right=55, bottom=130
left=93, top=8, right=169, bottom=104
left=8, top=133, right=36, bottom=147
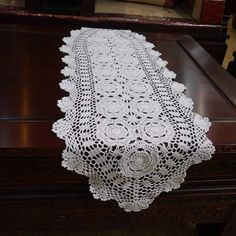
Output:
left=0, top=3, right=228, bottom=63
left=0, top=24, right=235, bottom=149
left=0, top=23, right=236, bottom=235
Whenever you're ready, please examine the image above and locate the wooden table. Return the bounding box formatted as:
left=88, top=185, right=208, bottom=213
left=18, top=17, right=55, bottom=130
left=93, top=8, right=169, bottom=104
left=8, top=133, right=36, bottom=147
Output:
left=0, top=23, right=236, bottom=236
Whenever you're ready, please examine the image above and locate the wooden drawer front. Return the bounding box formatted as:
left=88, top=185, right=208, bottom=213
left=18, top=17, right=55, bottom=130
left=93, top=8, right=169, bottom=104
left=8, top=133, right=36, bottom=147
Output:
left=1, top=153, right=236, bottom=193
left=0, top=194, right=235, bottom=231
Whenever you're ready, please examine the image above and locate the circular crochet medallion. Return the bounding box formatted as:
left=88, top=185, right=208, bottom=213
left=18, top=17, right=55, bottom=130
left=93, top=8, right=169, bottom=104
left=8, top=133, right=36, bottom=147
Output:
left=133, top=98, right=162, bottom=116
left=126, top=81, right=152, bottom=96
left=96, top=81, right=122, bottom=95
left=97, top=119, right=135, bottom=145
left=119, top=142, right=160, bottom=178
left=140, top=118, right=174, bottom=144
left=97, top=97, right=127, bottom=117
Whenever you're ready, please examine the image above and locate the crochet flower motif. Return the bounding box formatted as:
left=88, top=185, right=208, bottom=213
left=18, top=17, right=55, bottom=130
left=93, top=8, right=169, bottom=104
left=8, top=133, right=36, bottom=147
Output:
left=53, top=27, right=215, bottom=212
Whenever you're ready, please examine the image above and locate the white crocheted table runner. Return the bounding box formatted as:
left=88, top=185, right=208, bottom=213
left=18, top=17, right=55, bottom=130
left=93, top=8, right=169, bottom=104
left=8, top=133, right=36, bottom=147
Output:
left=52, top=27, right=215, bottom=212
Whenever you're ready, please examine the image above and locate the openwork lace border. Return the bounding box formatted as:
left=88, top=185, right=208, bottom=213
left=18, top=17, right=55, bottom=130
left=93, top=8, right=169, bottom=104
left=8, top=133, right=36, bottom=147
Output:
left=52, top=28, right=215, bottom=212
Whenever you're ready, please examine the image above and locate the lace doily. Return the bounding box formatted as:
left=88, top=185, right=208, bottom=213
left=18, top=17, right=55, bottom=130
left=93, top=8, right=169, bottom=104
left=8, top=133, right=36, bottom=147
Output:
left=52, top=27, right=215, bottom=212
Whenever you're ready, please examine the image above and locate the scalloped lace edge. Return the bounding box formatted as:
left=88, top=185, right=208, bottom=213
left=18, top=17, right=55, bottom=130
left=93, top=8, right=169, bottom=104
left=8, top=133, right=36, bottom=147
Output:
left=52, top=28, right=215, bottom=212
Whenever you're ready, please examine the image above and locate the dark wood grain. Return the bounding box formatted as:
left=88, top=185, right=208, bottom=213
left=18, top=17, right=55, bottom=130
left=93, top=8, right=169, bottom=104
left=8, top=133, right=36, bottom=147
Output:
left=178, top=37, right=236, bottom=107
left=0, top=23, right=236, bottom=234
left=0, top=194, right=235, bottom=232
left=0, top=8, right=222, bottom=32
left=222, top=204, right=236, bottom=236
left=0, top=3, right=229, bottom=63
